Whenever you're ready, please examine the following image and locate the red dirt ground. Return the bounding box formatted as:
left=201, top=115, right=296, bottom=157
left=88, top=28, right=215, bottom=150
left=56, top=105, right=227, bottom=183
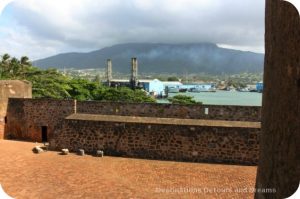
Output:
left=0, top=140, right=257, bottom=199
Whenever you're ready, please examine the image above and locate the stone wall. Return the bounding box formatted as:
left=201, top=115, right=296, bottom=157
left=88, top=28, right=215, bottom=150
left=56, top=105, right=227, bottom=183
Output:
left=0, top=123, right=4, bottom=139
left=0, top=80, right=32, bottom=117
left=4, top=98, right=26, bottom=140
left=4, top=99, right=261, bottom=141
left=5, top=98, right=75, bottom=141
left=77, top=101, right=261, bottom=122
left=5, top=98, right=261, bottom=165
left=0, top=80, right=32, bottom=139
left=50, top=115, right=260, bottom=165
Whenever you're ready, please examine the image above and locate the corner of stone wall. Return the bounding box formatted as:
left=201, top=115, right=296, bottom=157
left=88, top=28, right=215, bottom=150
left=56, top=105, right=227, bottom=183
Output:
left=0, top=122, right=4, bottom=139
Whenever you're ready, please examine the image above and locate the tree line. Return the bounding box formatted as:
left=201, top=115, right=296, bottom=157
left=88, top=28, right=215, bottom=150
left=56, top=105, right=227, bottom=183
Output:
left=0, top=53, right=199, bottom=104
left=0, top=53, right=155, bottom=103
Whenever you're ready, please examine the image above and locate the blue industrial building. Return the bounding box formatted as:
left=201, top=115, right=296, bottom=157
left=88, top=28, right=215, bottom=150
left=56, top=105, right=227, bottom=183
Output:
left=256, top=82, right=263, bottom=92
left=162, top=81, right=183, bottom=88
left=182, top=83, right=216, bottom=92
left=139, top=79, right=165, bottom=97
left=162, top=81, right=183, bottom=93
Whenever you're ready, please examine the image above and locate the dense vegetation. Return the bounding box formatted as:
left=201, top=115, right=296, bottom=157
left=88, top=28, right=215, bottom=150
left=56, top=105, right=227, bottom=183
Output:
left=168, top=95, right=200, bottom=105
left=0, top=54, right=155, bottom=103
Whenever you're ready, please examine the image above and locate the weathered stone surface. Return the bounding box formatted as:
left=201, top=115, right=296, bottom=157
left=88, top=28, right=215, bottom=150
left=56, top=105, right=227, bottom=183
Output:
left=77, top=101, right=262, bottom=122
left=5, top=99, right=261, bottom=143
left=0, top=123, right=4, bottom=140
left=5, top=99, right=75, bottom=142
left=50, top=119, right=260, bottom=165
left=66, top=114, right=261, bottom=128
left=0, top=80, right=32, bottom=117
left=0, top=80, right=32, bottom=139
left=4, top=98, right=261, bottom=165
left=255, top=0, right=300, bottom=198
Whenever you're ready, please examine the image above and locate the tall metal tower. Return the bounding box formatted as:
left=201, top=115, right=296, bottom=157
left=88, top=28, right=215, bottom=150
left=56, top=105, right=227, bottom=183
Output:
left=106, top=59, right=112, bottom=86
left=130, top=57, right=138, bottom=89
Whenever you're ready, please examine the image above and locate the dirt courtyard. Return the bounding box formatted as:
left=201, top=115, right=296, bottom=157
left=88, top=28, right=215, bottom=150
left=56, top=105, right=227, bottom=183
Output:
left=0, top=140, right=257, bottom=199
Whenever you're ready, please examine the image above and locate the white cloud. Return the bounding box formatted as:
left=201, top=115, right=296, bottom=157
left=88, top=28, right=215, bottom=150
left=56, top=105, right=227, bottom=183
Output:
left=0, top=0, right=265, bottom=60
left=0, top=0, right=14, bottom=14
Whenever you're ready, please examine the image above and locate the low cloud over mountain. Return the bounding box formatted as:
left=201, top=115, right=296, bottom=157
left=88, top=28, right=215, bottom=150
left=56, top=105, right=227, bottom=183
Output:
left=34, top=43, right=264, bottom=74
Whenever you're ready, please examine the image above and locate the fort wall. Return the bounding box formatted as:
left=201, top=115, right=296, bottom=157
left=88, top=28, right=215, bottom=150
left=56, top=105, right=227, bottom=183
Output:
left=77, top=101, right=261, bottom=121
left=50, top=114, right=260, bottom=165
left=0, top=80, right=32, bottom=139
left=5, top=98, right=75, bottom=141
left=5, top=98, right=261, bottom=165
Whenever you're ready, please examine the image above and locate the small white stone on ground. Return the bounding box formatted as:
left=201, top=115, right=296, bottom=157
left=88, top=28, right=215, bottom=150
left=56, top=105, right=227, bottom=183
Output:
left=32, top=146, right=44, bottom=154
left=78, top=149, right=85, bottom=156
left=61, top=149, right=69, bottom=155
left=96, top=150, right=104, bottom=157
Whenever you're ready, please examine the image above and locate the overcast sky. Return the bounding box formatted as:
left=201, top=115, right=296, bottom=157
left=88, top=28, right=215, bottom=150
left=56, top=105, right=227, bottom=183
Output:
left=0, top=0, right=265, bottom=60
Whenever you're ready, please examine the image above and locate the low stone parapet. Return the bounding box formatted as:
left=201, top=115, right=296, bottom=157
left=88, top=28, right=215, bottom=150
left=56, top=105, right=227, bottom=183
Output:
left=50, top=114, right=260, bottom=165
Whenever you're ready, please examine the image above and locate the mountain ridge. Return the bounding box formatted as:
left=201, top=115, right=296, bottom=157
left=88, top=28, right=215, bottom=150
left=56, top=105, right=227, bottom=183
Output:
left=33, top=43, right=264, bottom=74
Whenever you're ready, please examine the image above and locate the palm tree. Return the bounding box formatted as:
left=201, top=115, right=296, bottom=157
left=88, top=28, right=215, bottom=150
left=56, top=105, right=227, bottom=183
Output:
left=20, top=56, right=31, bottom=79
left=1, top=53, right=11, bottom=64
left=10, top=57, right=20, bottom=78
left=0, top=53, right=11, bottom=78
left=20, top=56, right=30, bottom=66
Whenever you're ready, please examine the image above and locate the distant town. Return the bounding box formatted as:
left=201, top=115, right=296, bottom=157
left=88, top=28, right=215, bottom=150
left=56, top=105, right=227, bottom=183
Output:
left=59, top=58, right=264, bottom=98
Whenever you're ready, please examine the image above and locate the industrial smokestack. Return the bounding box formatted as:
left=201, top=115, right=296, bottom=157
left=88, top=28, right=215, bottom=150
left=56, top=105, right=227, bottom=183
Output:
left=106, top=59, right=112, bottom=86
left=130, top=57, right=138, bottom=89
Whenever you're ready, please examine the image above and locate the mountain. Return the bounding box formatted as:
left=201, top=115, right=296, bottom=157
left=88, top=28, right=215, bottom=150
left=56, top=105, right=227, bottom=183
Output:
left=33, top=43, right=264, bottom=74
